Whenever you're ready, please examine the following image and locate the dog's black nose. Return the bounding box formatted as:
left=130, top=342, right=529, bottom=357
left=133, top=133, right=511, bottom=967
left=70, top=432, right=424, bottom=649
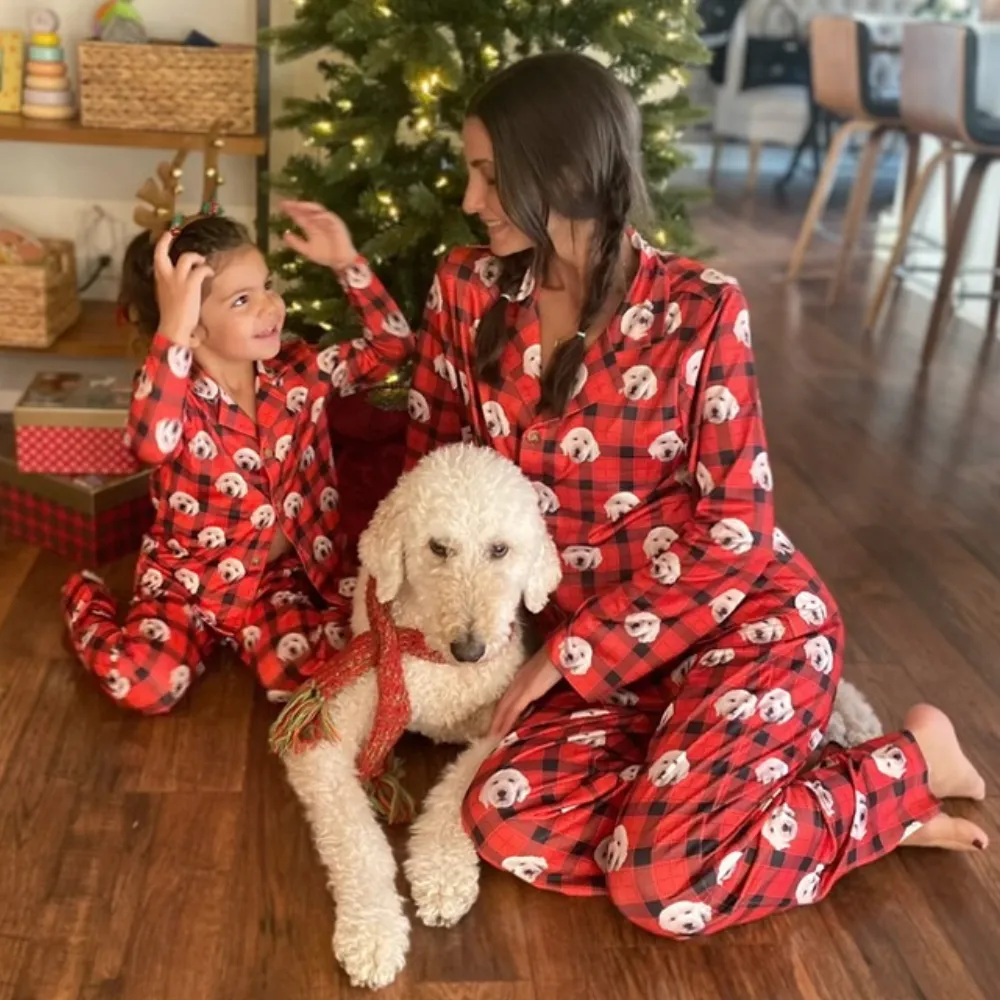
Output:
left=450, top=635, right=486, bottom=663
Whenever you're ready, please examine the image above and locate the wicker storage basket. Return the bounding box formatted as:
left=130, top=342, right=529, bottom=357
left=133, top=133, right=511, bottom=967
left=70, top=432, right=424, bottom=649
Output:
left=0, top=240, right=81, bottom=350
left=78, top=40, right=257, bottom=136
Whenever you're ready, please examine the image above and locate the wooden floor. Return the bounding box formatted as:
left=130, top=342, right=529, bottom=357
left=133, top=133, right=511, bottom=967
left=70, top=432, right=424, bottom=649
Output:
left=2, top=188, right=999, bottom=1000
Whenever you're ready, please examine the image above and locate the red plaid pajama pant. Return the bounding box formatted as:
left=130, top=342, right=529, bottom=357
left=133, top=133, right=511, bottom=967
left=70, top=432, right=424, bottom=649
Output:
left=61, top=557, right=351, bottom=714
left=462, top=616, right=939, bottom=937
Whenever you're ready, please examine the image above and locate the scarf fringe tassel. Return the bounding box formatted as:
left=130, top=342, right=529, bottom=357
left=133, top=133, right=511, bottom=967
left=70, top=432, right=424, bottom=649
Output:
left=268, top=683, right=415, bottom=826
left=365, top=755, right=415, bottom=825
left=268, top=682, right=331, bottom=757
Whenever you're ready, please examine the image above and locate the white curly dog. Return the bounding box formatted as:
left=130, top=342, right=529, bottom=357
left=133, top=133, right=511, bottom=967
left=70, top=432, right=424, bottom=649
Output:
left=278, top=442, right=883, bottom=989
left=279, top=444, right=562, bottom=989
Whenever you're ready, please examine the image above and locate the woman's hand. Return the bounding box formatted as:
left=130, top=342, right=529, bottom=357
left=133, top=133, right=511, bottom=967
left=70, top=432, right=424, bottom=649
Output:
left=488, top=647, right=563, bottom=739
left=153, top=229, right=214, bottom=345
left=280, top=200, right=358, bottom=272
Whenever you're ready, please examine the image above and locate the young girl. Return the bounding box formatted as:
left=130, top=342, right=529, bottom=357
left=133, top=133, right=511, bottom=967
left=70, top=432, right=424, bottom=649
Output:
left=62, top=202, right=413, bottom=713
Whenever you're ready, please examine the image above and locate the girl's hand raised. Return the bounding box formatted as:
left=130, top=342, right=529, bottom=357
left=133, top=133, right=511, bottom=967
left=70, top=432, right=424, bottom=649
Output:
left=153, top=230, right=214, bottom=346
left=280, top=200, right=359, bottom=272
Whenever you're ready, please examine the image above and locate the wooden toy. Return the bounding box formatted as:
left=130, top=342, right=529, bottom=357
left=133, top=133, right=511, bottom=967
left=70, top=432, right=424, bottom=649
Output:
left=20, top=9, right=75, bottom=121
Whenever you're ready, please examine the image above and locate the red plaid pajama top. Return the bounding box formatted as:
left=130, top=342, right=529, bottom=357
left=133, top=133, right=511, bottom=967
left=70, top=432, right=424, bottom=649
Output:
left=397, top=232, right=827, bottom=697
left=125, top=258, right=412, bottom=633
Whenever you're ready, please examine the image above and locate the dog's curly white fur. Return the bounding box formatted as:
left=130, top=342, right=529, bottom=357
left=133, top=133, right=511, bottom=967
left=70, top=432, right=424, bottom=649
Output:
left=281, top=442, right=884, bottom=990
left=828, top=678, right=884, bottom=747
left=280, top=444, right=561, bottom=989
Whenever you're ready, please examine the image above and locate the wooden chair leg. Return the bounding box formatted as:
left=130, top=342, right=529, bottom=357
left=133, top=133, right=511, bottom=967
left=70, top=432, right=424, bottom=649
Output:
left=708, top=136, right=724, bottom=189
left=985, top=214, right=1000, bottom=336
left=922, top=155, right=992, bottom=366
left=902, top=131, right=921, bottom=207
left=827, top=126, right=888, bottom=306
left=943, top=146, right=956, bottom=232
left=863, top=145, right=953, bottom=334
left=788, top=119, right=872, bottom=281
left=745, top=140, right=763, bottom=194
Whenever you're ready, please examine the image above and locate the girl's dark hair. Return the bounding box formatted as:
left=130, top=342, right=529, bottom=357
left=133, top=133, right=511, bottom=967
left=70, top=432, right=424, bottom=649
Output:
left=467, top=51, right=650, bottom=413
left=119, top=215, right=252, bottom=337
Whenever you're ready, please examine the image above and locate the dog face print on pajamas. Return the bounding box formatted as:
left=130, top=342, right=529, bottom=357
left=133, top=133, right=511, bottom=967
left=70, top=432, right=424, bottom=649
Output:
left=501, top=856, right=549, bottom=883
left=479, top=768, right=531, bottom=809
left=595, top=825, right=629, bottom=873
left=871, top=743, right=907, bottom=779
left=659, top=900, right=712, bottom=936
left=762, top=803, right=799, bottom=852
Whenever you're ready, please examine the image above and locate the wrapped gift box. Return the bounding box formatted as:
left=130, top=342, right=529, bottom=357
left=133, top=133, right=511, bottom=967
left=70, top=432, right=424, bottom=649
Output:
left=0, top=419, right=152, bottom=565
left=14, top=370, right=139, bottom=475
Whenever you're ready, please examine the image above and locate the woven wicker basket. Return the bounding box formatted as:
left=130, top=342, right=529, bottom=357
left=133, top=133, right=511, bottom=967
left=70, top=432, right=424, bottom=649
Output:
left=78, top=40, right=257, bottom=136
left=0, top=240, right=81, bottom=350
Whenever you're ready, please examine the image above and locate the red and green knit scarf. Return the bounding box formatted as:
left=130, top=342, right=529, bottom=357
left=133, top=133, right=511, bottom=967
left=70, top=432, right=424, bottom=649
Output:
left=268, top=576, right=444, bottom=824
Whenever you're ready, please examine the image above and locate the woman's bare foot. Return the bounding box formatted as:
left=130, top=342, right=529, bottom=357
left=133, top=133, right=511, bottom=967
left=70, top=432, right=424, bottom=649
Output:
left=903, top=812, right=988, bottom=852
left=904, top=704, right=986, bottom=801
left=899, top=704, right=989, bottom=852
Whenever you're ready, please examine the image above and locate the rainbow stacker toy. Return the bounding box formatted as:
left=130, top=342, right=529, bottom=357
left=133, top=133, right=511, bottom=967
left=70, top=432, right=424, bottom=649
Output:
left=21, top=8, right=75, bottom=121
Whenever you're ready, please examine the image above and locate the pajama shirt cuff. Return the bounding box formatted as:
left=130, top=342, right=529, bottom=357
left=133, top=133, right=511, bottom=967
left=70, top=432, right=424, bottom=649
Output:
left=333, top=253, right=366, bottom=282
left=150, top=330, right=184, bottom=354
left=546, top=623, right=617, bottom=705
left=895, top=728, right=941, bottom=825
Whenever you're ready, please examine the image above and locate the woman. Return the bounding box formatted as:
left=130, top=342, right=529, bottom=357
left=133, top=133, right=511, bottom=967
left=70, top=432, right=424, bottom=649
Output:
left=362, top=51, right=988, bottom=936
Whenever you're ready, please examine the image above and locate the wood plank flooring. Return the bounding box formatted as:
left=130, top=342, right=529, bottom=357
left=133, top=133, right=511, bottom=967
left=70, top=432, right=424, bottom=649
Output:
left=1, top=191, right=997, bottom=1000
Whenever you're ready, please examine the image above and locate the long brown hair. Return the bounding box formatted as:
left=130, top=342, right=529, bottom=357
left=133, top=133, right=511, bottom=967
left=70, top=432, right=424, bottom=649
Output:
left=119, top=216, right=251, bottom=337
left=467, top=51, right=650, bottom=413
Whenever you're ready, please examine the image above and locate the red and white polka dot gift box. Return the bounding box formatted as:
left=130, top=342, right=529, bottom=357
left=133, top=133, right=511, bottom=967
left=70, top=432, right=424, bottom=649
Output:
left=13, top=371, right=139, bottom=476
left=0, top=416, right=153, bottom=565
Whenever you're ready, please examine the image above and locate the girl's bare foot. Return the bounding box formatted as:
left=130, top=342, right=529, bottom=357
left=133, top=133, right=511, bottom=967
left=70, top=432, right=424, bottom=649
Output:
left=904, top=704, right=986, bottom=801
left=899, top=704, right=988, bottom=852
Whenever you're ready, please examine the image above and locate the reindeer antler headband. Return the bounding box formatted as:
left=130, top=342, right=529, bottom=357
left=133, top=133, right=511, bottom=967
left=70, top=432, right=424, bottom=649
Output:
left=134, top=120, right=229, bottom=240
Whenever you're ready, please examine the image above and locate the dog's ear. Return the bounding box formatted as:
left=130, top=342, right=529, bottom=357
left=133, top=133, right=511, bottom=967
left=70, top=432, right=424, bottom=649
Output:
left=357, top=484, right=408, bottom=604
left=523, top=533, right=562, bottom=614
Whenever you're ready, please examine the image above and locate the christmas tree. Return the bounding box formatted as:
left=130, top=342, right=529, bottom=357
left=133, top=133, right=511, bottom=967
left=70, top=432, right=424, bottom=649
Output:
left=267, top=0, right=708, bottom=345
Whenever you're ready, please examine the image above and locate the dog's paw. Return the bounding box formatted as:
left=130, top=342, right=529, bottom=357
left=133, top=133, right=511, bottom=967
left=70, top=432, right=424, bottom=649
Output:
left=333, top=908, right=410, bottom=990
left=405, top=840, right=480, bottom=928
